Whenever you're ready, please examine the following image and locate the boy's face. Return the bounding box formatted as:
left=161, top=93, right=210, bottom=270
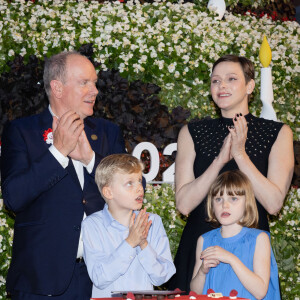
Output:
left=105, top=171, right=144, bottom=213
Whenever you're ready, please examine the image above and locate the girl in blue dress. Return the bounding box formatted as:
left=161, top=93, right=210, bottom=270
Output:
left=190, top=170, right=280, bottom=299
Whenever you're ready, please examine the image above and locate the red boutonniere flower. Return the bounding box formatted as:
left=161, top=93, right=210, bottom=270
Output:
left=43, top=128, right=53, bottom=145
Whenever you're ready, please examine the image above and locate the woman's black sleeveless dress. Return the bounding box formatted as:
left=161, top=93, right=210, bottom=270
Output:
left=168, top=113, right=283, bottom=293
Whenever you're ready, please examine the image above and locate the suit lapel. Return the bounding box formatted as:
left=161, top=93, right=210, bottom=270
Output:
left=83, top=118, right=98, bottom=188
left=85, top=117, right=109, bottom=156
left=39, top=108, right=54, bottom=151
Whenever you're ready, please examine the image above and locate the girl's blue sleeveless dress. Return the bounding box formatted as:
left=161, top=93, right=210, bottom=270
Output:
left=201, top=227, right=280, bottom=299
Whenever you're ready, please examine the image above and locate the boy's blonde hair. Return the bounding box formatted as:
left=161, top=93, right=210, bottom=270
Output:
left=207, top=170, right=258, bottom=228
left=95, top=154, right=144, bottom=198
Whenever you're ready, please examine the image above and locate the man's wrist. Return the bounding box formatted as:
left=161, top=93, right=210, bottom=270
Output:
left=49, top=145, right=69, bottom=168
left=81, top=150, right=94, bottom=166
left=53, top=140, right=69, bottom=157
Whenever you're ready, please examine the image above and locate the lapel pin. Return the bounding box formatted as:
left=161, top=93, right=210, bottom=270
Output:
left=91, top=134, right=98, bottom=141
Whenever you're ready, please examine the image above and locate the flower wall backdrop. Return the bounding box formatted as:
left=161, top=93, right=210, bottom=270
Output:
left=0, top=0, right=299, bottom=299
left=0, top=197, right=13, bottom=300
left=0, top=0, right=299, bottom=137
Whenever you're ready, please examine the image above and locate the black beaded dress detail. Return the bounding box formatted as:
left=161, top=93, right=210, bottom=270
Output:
left=169, top=113, right=283, bottom=293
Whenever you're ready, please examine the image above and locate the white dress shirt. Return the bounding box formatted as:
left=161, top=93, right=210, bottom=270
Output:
left=47, top=105, right=95, bottom=257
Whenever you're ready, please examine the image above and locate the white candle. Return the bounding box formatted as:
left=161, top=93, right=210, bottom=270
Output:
left=259, top=35, right=277, bottom=121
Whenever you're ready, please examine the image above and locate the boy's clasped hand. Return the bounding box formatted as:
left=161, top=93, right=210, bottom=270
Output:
left=126, top=208, right=152, bottom=250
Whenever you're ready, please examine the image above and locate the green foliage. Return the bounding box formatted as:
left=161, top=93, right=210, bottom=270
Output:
left=0, top=201, right=13, bottom=300
left=144, top=184, right=187, bottom=258
left=269, top=187, right=300, bottom=298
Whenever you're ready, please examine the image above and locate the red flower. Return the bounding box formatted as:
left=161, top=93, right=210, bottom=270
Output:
left=43, top=128, right=53, bottom=144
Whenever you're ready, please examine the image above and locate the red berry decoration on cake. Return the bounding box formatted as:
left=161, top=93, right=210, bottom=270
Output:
left=189, top=291, right=197, bottom=299
left=174, top=288, right=183, bottom=297
left=207, top=289, right=215, bottom=295
left=206, top=289, right=223, bottom=298
left=229, top=290, right=238, bottom=299
left=126, top=292, right=135, bottom=300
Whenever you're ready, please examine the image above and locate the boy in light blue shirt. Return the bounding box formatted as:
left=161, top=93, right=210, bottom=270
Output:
left=82, top=154, right=176, bottom=298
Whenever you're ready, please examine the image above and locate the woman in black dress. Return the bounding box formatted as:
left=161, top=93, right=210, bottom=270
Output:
left=169, top=55, right=294, bottom=293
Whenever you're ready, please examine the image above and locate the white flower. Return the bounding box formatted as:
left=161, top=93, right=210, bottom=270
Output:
left=8, top=49, right=14, bottom=56
left=150, top=51, right=157, bottom=58
left=122, top=37, right=131, bottom=47
left=119, top=63, right=126, bottom=73
left=168, top=62, right=177, bottom=73
left=154, top=60, right=164, bottom=70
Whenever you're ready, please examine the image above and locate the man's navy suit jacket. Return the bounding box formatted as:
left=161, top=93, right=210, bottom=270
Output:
left=1, top=108, right=126, bottom=295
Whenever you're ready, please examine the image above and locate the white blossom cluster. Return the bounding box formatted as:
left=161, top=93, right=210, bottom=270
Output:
left=0, top=0, right=299, bottom=137
left=0, top=197, right=14, bottom=298
left=144, top=183, right=186, bottom=258
left=268, top=187, right=300, bottom=298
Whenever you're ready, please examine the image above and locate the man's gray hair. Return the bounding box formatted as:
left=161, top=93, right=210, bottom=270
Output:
left=43, top=51, right=82, bottom=98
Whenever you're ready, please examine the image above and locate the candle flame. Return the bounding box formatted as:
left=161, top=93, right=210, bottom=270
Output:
left=259, top=35, right=272, bottom=68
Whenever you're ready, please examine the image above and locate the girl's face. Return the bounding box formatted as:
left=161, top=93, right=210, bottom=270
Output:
left=210, top=61, right=254, bottom=117
left=213, top=189, right=246, bottom=227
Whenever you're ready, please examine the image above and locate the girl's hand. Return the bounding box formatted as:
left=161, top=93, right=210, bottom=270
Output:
left=200, top=246, right=234, bottom=265
left=199, top=257, right=219, bottom=274
left=228, top=113, right=248, bottom=159
left=215, top=133, right=232, bottom=166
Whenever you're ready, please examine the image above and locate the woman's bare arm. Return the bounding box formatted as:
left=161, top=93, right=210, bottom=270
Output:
left=175, top=125, right=232, bottom=215
left=231, top=118, right=294, bottom=215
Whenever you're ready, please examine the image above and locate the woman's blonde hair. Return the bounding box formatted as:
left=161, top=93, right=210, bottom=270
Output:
left=95, top=154, right=144, bottom=199
left=207, top=170, right=258, bottom=228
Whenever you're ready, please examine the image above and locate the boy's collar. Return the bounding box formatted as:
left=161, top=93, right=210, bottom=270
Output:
left=103, top=204, right=135, bottom=230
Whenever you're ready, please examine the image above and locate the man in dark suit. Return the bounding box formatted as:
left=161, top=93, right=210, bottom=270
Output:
left=1, top=51, right=126, bottom=299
